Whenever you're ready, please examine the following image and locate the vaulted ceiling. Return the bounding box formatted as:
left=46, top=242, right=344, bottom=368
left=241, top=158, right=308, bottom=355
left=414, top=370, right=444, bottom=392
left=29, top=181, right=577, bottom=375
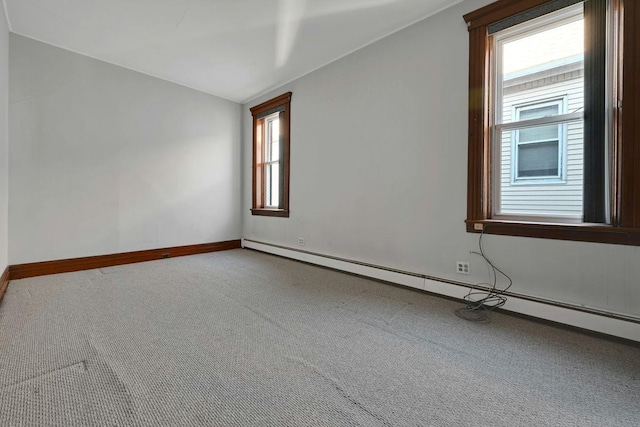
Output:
left=4, top=0, right=459, bottom=103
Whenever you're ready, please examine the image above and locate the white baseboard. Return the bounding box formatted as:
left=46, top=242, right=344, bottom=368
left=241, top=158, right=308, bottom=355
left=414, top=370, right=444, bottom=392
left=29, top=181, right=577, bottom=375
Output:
left=242, top=239, right=639, bottom=343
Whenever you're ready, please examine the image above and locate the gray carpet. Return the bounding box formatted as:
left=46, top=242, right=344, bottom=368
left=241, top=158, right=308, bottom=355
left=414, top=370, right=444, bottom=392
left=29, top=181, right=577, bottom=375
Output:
left=0, top=249, right=638, bottom=426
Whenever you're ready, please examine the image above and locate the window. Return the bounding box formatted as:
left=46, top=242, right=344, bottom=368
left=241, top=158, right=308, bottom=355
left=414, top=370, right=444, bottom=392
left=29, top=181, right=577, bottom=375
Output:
left=464, top=0, right=640, bottom=245
left=250, top=92, right=292, bottom=217
left=513, top=100, right=565, bottom=181
left=493, top=5, right=584, bottom=221
left=263, top=112, right=281, bottom=208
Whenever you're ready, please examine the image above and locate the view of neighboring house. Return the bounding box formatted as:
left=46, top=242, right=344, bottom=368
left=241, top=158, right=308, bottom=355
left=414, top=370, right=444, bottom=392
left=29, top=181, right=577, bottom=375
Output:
left=490, top=12, right=586, bottom=221
left=499, top=56, right=584, bottom=218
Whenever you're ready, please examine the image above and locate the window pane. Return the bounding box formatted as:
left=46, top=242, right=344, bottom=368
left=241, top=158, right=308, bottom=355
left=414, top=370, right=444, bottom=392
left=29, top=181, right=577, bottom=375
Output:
left=518, top=141, right=559, bottom=177
left=268, top=117, right=280, bottom=162
left=503, top=21, right=583, bottom=76
left=495, top=6, right=584, bottom=220
left=271, top=140, right=280, bottom=162
left=500, top=17, right=583, bottom=125
left=265, top=162, right=280, bottom=208
left=271, top=118, right=279, bottom=142
left=498, top=121, right=583, bottom=218
left=263, top=114, right=281, bottom=208
left=265, top=162, right=272, bottom=206
left=518, top=104, right=559, bottom=121
left=518, top=124, right=559, bottom=142
left=265, top=117, right=280, bottom=162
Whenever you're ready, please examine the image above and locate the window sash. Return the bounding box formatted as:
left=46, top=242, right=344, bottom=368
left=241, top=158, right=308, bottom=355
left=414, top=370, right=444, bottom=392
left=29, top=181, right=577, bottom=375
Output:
left=262, top=113, right=282, bottom=209
left=493, top=116, right=580, bottom=215
left=265, top=114, right=280, bottom=163
left=490, top=3, right=589, bottom=222
left=490, top=0, right=610, bottom=224
left=491, top=4, right=583, bottom=127
left=491, top=5, right=583, bottom=216
left=495, top=111, right=583, bottom=132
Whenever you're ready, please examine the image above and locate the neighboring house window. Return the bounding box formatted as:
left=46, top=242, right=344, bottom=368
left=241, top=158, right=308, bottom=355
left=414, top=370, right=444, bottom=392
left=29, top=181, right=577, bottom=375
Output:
left=513, top=100, right=565, bottom=181
left=250, top=92, right=292, bottom=217
left=464, top=0, right=640, bottom=245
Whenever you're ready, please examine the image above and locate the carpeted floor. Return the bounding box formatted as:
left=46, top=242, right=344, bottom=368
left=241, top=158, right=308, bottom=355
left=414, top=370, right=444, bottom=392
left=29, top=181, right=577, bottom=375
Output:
left=0, top=249, right=638, bottom=426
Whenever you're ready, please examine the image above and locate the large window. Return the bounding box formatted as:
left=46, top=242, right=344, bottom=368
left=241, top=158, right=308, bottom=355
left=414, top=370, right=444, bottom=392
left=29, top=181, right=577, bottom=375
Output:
left=464, top=0, right=640, bottom=245
left=494, top=4, right=584, bottom=221
left=250, top=92, right=292, bottom=217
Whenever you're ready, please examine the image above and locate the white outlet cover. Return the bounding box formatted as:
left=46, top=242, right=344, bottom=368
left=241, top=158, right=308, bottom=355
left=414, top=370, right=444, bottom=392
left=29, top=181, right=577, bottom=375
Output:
left=456, top=261, right=470, bottom=275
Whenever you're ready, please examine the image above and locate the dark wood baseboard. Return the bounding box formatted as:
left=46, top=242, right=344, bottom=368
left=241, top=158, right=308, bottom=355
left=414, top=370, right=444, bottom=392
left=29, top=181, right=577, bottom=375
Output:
left=0, top=266, right=9, bottom=305
left=9, top=240, right=241, bottom=280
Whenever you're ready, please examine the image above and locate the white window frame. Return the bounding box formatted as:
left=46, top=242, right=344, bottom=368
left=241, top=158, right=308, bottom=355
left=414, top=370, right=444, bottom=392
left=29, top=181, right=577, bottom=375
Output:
left=263, top=112, right=280, bottom=208
left=491, top=4, right=584, bottom=221
left=511, top=98, right=567, bottom=184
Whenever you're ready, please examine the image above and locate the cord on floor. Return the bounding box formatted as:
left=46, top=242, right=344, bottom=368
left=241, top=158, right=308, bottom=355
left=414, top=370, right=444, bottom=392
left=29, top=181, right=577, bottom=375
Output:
left=455, top=226, right=513, bottom=323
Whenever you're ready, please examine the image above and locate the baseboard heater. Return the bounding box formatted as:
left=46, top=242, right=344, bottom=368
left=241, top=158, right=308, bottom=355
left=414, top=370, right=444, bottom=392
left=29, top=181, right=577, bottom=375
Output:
left=242, top=238, right=639, bottom=343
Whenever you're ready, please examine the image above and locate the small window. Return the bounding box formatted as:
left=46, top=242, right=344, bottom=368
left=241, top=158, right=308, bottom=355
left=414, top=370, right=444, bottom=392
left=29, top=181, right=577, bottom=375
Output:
left=513, top=100, right=564, bottom=181
left=250, top=92, right=292, bottom=217
left=518, top=139, right=559, bottom=177
left=263, top=112, right=281, bottom=208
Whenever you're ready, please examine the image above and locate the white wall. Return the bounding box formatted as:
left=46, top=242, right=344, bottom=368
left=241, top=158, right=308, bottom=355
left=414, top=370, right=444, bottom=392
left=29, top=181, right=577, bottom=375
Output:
left=243, top=0, right=640, bottom=320
left=0, top=7, right=8, bottom=273
left=9, top=35, right=242, bottom=264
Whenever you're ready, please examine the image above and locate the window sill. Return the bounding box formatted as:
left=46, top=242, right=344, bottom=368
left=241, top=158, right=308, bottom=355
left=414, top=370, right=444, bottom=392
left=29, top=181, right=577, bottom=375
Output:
left=251, top=208, right=289, bottom=218
left=465, top=219, right=640, bottom=246
left=510, top=178, right=567, bottom=186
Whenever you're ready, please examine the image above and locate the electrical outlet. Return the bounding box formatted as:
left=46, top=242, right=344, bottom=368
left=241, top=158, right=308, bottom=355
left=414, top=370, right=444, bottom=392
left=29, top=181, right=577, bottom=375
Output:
left=298, top=237, right=305, bottom=246
left=456, top=261, right=470, bottom=275
left=474, top=223, right=484, bottom=231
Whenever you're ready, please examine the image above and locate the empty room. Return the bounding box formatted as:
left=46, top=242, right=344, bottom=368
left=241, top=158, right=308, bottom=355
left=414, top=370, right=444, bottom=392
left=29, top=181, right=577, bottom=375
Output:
left=0, top=0, right=639, bottom=425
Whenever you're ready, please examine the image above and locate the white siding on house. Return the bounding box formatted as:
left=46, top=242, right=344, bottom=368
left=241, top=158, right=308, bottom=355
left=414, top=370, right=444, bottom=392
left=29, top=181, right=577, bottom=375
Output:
left=498, top=67, right=584, bottom=218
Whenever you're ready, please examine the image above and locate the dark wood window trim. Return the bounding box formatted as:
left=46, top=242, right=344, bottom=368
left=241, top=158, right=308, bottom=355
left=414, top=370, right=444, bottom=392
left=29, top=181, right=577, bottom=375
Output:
left=463, top=0, right=640, bottom=246
left=250, top=92, right=292, bottom=218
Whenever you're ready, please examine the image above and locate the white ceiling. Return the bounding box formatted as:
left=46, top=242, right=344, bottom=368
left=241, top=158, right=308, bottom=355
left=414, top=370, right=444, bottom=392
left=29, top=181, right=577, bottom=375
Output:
left=4, top=0, right=459, bottom=103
